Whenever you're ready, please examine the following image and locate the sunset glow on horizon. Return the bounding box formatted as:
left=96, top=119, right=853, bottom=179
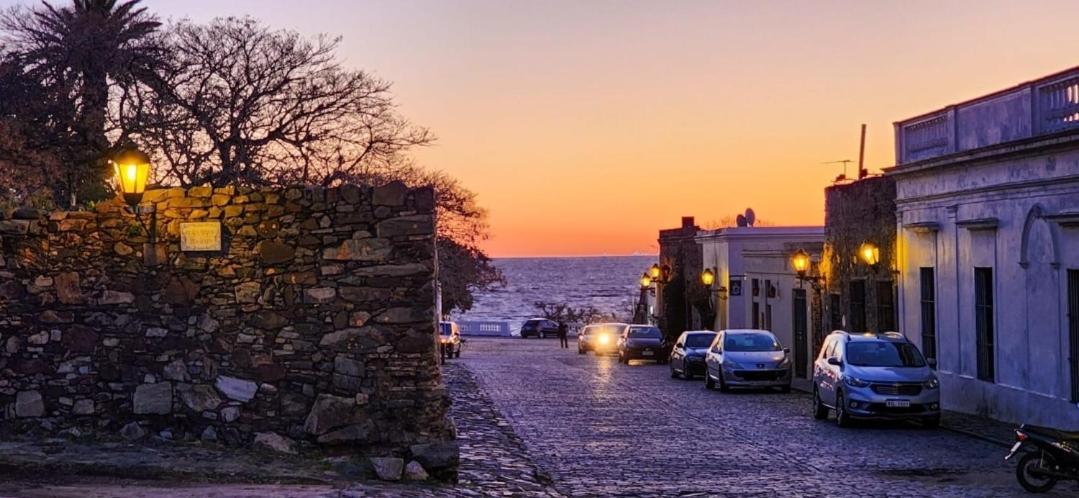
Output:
left=16, top=0, right=1079, bottom=257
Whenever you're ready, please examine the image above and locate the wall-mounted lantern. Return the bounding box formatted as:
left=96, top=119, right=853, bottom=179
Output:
left=640, top=273, right=653, bottom=290
left=859, top=241, right=880, bottom=267
left=700, top=268, right=716, bottom=287
left=790, top=249, right=822, bottom=291
left=110, top=147, right=157, bottom=246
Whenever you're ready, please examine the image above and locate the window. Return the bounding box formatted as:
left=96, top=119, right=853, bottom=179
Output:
left=765, top=304, right=772, bottom=330
left=975, top=267, right=994, bottom=382
left=1068, top=270, right=1079, bottom=402
left=792, top=288, right=808, bottom=378
left=829, top=294, right=842, bottom=330
left=752, top=302, right=760, bottom=328
left=876, top=281, right=895, bottom=332
left=920, top=268, right=937, bottom=363
left=850, top=280, right=867, bottom=332
left=752, top=278, right=760, bottom=297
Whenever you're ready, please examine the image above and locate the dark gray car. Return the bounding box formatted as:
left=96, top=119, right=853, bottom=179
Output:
left=669, top=330, right=716, bottom=379
left=618, top=325, right=665, bottom=364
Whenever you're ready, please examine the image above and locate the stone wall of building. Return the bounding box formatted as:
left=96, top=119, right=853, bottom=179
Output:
left=822, top=176, right=898, bottom=336
left=0, top=183, right=457, bottom=477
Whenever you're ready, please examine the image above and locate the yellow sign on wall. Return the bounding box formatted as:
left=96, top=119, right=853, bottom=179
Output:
left=180, top=222, right=223, bottom=252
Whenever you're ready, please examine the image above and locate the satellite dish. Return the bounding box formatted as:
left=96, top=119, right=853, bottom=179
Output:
left=745, top=208, right=756, bottom=227
left=736, top=214, right=747, bottom=227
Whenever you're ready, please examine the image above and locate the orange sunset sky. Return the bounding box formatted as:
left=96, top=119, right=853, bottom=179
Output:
left=14, top=0, right=1079, bottom=257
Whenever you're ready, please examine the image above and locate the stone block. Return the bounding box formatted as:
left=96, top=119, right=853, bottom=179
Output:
left=334, top=356, right=364, bottom=377
left=376, top=215, right=433, bottom=238
left=404, top=461, right=430, bottom=481
left=0, top=220, right=30, bottom=234
left=73, top=399, right=95, bottom=415
left=248, top=310, right=289, bottom=330
left=181, top=384, right=222, bottom=412
left=215, top=376, right=258, bottom=403
left=62, top=324, right=98, bottom=354
left=410, top=441, right=460, bottom=472
left=369, top=457, right=404, bottom=481
left=15, top=390, right=44, bottom=418
left=234, top=282, right=261, bottom=304
left=375, top=307, right=433, bottom=324
left=120, top=422, right=147, bottom=440
left=133, top=383, right=172, bottom=415
left=304, top=287, right=336, bottom=304
left=304, top=394, right=362, bottom=435
left=257, top=241, right=296, bottom=265
left=253, top=432, right=297, bottom=455
left=321, top=238, right=392, bottom=262
left=372, top=181, right=407, bottom=206
left=54, top=271, right=82, bottom=304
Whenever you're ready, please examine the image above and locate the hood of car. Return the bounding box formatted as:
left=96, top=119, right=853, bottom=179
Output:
left=726, top=350, right=785, bottom=367
left=845, top=364, right=931, bottom=383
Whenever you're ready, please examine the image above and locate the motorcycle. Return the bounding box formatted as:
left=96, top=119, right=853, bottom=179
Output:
left=1005, top=424, right=1079, bottom=493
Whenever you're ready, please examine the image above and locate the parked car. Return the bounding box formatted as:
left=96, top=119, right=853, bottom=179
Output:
left=617, top=325, right=666, bottom=364
left=704, top=329, right=792, bottom=392
left=811, top=331, right=940, bottom=428
left=438, top=321, right=462, bottom=361
left=520, top=318, right=559, bottom=338
left=669, top=330, right=717, bottom=379
left=578, top=323, right=626, bottom=355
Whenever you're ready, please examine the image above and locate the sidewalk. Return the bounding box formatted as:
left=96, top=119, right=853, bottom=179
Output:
left=941, top=410, right=1018, bottom=447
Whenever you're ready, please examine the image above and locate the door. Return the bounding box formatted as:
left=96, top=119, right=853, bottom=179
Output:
left=706, top=332, right=723, bottom=378
left=1069, top=270, right=1079, bottom=402
left=792, top=288, right=808, bottom=378
left=817, top=338, right=838, bottom=404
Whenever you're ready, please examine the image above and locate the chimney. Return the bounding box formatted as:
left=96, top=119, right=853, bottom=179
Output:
left=681, top=216, right=695, bottom=229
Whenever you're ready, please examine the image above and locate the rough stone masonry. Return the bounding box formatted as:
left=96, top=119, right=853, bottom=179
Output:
left=0, top=182, right=458, bottom=479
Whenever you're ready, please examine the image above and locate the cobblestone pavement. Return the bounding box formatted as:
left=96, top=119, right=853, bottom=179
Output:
left=460, top=337, right=1073, bottom=497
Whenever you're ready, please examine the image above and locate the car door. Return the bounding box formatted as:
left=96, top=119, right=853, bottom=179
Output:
left=671, top=334, right=686, bottom=370
left=818, top=339, right=839, bottom=404
left=706, top=332, right=724, bottom=378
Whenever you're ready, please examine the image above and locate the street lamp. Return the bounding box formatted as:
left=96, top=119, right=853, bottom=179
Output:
left=640, top=273, right=653, bottom=290
left=859, top=241, right=880, bottom=267
left=110, top=147, right=156, bottom=244
left=700, top=268, right=715, bottom=287
left=790, top=249, right=822, bottom=291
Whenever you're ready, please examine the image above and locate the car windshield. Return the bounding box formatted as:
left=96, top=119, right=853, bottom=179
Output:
left=725, top=333, right=780, bottom=352
left=685, top=334, right=715, bottom=348
left=846, top=341, right=926, bottom=367
left=439, top=323, right=453, bottom=336
left=628, top=326, right=661, bottom=338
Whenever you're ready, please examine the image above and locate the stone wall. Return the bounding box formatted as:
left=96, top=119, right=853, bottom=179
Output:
left=822, top=176, right=898, bottom=335
left=0, top=183, right=457, bottom=477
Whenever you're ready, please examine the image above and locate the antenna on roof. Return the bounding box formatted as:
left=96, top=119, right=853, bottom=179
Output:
left=822, top=159, right=853, bottom=183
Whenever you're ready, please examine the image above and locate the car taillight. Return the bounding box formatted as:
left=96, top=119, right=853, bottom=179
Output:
left=1015, top=431, right=1027, bottom=442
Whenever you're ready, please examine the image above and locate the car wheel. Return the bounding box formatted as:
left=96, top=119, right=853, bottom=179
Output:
left=578, top=347, right=585, bottom=355
left=812, top=386, right=829, bottom=420
left=705, top=372, right=716, bottom=390
left=835, top=391, right=852, bottom=428
left=454, top=349, right=461, bottom=359
left=683, top=368, right=693, bottom=380
left=670, top=364, right=679, bottom=378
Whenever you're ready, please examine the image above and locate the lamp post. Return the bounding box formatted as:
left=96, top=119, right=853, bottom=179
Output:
left=110, top=147, right=156, bottom=244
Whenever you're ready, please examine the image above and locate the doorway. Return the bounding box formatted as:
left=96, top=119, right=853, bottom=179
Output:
left=793, top=288, right=808, bottom=378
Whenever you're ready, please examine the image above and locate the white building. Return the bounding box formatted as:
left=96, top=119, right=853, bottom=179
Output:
left=890, top=66, right=1079, bottom=429
left=696, top=227, right=824, bottom=385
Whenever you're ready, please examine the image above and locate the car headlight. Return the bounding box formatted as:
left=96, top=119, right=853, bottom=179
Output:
left=843, top=377, right=871, bottom=388
left=597, top=334, right=610, bottom=345
left=924, top=377, right=939, bottom=389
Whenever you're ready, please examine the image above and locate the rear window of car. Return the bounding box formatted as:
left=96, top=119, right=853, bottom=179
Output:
left=685, top=333, right=715, bottom=348
left=628, top=326, right=661, bottom=338
left=439, top=323, right=452, bottom=335
left=523, top=320, right=542, bottom=328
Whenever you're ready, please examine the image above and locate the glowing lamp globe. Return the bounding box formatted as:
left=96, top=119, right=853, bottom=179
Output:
left=700, top=268, right=716, bottom=287
left=648, top=264, right=662, bottom=280
left=640, top=273, right=652, bottom=289
left=790, top=249, right=810, bottom=275
left=859, top=241, right=880, bottom=266
left=112, top=148, right=151, bottom=207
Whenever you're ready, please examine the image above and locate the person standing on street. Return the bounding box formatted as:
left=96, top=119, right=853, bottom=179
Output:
left=557, top=321, right=569, bottom=349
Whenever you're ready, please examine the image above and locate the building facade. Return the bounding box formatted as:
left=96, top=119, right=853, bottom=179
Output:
left=654, top=217, right=704, bottom=340
left=821, top=176, right=899, bottom=341
left=696, top=227, right=824, bottom=383
left=889, top=67, right=1079, bottom=429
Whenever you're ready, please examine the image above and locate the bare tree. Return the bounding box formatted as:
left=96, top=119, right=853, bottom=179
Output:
left=120, top=17, right=431, bottom=188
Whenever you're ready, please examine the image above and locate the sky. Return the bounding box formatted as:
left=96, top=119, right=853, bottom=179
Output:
left=5, top=0, right=1079, bottom=257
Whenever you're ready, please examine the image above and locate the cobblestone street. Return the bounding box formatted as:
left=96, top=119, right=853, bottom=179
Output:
left=458, top=337, right=1070, bottom=497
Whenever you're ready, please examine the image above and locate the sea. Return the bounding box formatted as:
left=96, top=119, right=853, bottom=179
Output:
left=450, top=255, right=656, bottom=328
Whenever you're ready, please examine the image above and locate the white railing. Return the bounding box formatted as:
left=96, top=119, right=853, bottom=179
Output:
left=457, top=321, right=514, bottom=337
left=896, top=66, right=1079, bottom=164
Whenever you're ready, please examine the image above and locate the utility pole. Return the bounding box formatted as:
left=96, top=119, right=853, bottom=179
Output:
left=858, top=123, right=868, bottom=179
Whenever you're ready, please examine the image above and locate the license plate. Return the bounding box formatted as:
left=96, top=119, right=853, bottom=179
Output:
left=885, top=400, right=910, bottom=408
left=642, top=350, right=654, bottom=356
left=1004, top=441, right=1022, bottom=461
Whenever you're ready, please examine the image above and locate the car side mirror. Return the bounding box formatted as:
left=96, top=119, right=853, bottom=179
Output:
left=827, top=357, right=842, bottom=366
left=783, top=348, right=790, bottom=354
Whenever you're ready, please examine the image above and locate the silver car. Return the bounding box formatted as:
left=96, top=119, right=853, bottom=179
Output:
left=812, top=331, right=940, bottom=428
left=704, top=329, right=792, bottom=392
